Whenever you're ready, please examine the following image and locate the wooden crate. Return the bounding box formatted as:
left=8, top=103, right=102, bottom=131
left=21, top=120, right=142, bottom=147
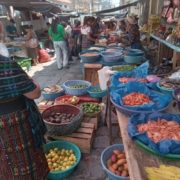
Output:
left=84, top=63, right=102, bottom=86
left=46, top=122, right=95, bottom=154
left=83, top=113, right=101, bottom=130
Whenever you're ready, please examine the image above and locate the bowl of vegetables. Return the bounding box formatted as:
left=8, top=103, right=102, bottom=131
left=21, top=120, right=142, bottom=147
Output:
left=88, top=86, right=107, bottom=98
left=42, top=104, right=83, bottom=136
left=42, top=85, right=65, bottom=101
left=101, top=144, right=129, bottom=180
left=111, top=65, right=136, bottom=72
left=55, top=95, right=80, bottom=105
left=44, top=141, right=81, bottom=179
left=81, top=102, right=102, bottom=117
left=63, top=80, right=91, bottom=96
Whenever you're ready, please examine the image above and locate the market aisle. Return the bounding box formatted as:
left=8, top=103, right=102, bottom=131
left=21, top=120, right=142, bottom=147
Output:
left=27, top=60, right=121, bottom=180
left=28, top=60, right=83, bottom=103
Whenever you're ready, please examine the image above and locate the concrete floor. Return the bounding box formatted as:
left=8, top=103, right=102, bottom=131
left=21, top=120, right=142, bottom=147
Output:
left=28, top=60, right=121, bottom=180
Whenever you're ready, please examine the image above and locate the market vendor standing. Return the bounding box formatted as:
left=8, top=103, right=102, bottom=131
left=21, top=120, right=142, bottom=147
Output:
left=49, top=17, right=68, bottom=69
left=0, top=43, right=49, bottom=179
left=126, top=16, right=142, bottom=49
left=25, top=25, right=39, bottom=65
left=6, top=19, right=18, bottom=39
left=81, top=17, right=97, bottom=50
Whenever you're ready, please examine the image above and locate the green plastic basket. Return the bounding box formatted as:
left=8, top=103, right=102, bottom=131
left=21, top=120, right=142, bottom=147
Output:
left=135, top=140, right=180, bottom=160
left=44, top=141, right=81, bottom=180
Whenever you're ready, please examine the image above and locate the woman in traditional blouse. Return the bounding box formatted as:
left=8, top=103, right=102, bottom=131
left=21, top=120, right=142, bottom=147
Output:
left=0, top=43, right=49, bottom=180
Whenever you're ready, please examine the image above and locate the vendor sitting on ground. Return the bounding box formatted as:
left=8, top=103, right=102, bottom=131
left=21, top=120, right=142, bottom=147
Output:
left=6, top=19, right=18, bottom=39
left=126, top=16, right=142, bottom=49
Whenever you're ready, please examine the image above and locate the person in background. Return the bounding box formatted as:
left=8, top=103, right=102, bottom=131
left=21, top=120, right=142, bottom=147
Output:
left=126, top=16, right=142, bottom=49
left=0, top=43, right=49, bottom=180
left=65, top=22, right=73, bottom=61
left=72, top=20, right=82, bottom=57
left=81, top=16, right=97, bottom=51
left=44, top=22, right=54, bottom=50
left=49, top=17, right=68, bottom=69
left=25, top=25, right=39, bottom=65
left=6, top=19, right=18, bottom=39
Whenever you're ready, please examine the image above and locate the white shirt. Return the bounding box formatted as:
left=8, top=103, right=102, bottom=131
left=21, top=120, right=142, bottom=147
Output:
left=81, top=26, right=91, bottom=35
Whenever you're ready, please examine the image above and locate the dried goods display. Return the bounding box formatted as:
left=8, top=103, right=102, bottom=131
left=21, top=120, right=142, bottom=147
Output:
left=137, top=119, right=180, bottom=143
left=123, top=93, right=151, bottom=106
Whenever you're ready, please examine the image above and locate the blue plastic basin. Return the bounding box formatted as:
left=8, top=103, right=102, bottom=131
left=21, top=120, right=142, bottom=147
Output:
left=101, top=144, right=129, bottom=180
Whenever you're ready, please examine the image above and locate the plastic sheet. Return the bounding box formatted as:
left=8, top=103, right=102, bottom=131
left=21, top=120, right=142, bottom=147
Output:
left=110, top=82, right=172, bottom=111
left=128, top=113, right=180, bottom=154
left=111, top=62, right=149, bottom=89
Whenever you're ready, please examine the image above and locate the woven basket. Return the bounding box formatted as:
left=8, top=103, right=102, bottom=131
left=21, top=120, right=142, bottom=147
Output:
left=63, top=80, right=91, bottom=96
left=42, top=105, right=83, bottom=136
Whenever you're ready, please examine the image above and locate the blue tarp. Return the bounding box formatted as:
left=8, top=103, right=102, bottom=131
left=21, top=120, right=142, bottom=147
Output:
left=128, top=113, right=180, bottom=154
left=111, top=62, right=149, bottom=89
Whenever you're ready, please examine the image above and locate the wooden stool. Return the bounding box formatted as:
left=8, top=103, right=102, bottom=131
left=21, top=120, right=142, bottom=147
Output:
left=84, top=63, right=102, bottom=86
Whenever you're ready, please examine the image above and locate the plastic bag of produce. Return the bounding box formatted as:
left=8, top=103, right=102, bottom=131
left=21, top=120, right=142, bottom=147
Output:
left=128, top=113, right=180, bottom=155
left=111, top=62, right=149, bottom=89
left=110, top=82, right=171, bottom=111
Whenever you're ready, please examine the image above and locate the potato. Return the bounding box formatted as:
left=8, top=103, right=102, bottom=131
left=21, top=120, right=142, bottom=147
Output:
left=107, top=159, right=112, bottom=168
left=124, top=163, right=128, bottom=171
left=118, top=166, right=124, bottom=172
left=117, top=159, right=126, bottom=166
left=113, top=150, right=122, bottom=156
left=108, top=166, right=116, bottom=173
left=121, top=170, right=128, bottom=177
left=111, top=154, right=117, bottom=163
left=115, top=170, right=121, bottom=176
left=112, top=163, right=118, bottom=171
left=117, top=153, right=126, bottom=159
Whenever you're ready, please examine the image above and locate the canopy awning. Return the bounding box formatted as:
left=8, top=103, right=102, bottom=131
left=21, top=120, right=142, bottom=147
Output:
left=94, top=0, right=140, bottom=14
left=0, top=0, right=61, bottom=15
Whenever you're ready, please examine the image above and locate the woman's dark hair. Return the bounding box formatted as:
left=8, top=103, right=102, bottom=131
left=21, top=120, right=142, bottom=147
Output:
left=51, top=17, right=61, bottom=33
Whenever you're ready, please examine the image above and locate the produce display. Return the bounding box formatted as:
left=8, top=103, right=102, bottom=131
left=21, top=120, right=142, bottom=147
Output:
left=159, top=78, right=180, bottom=89
left=123, top=93, right=151, bottom=106
left=119, top=77, right=147, bottom=84
left=81, top=53, right=99, bottom=57
left=81, top=103, right=101, bottom=115
left=69, top=85, right=88, bottom=89
left=137, top=119, right=180, bottom=143
left=107, top=150, right=129, bottom=177
left=57, top=96, right=79, bottom=105
left=43, top=85, right=63, bottom=93
left=46, top=148, right=77, bottom=172
left=146, top=165, right=180, bottom=180
left=44, top=112, right=76, bottom=124
left=112, top=65, right=136, bottom=72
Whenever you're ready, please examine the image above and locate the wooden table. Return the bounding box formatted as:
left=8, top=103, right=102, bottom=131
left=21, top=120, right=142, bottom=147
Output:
left=151, top=34, right=180, bottom=69
left=116, top=104, right=180, bottom=180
